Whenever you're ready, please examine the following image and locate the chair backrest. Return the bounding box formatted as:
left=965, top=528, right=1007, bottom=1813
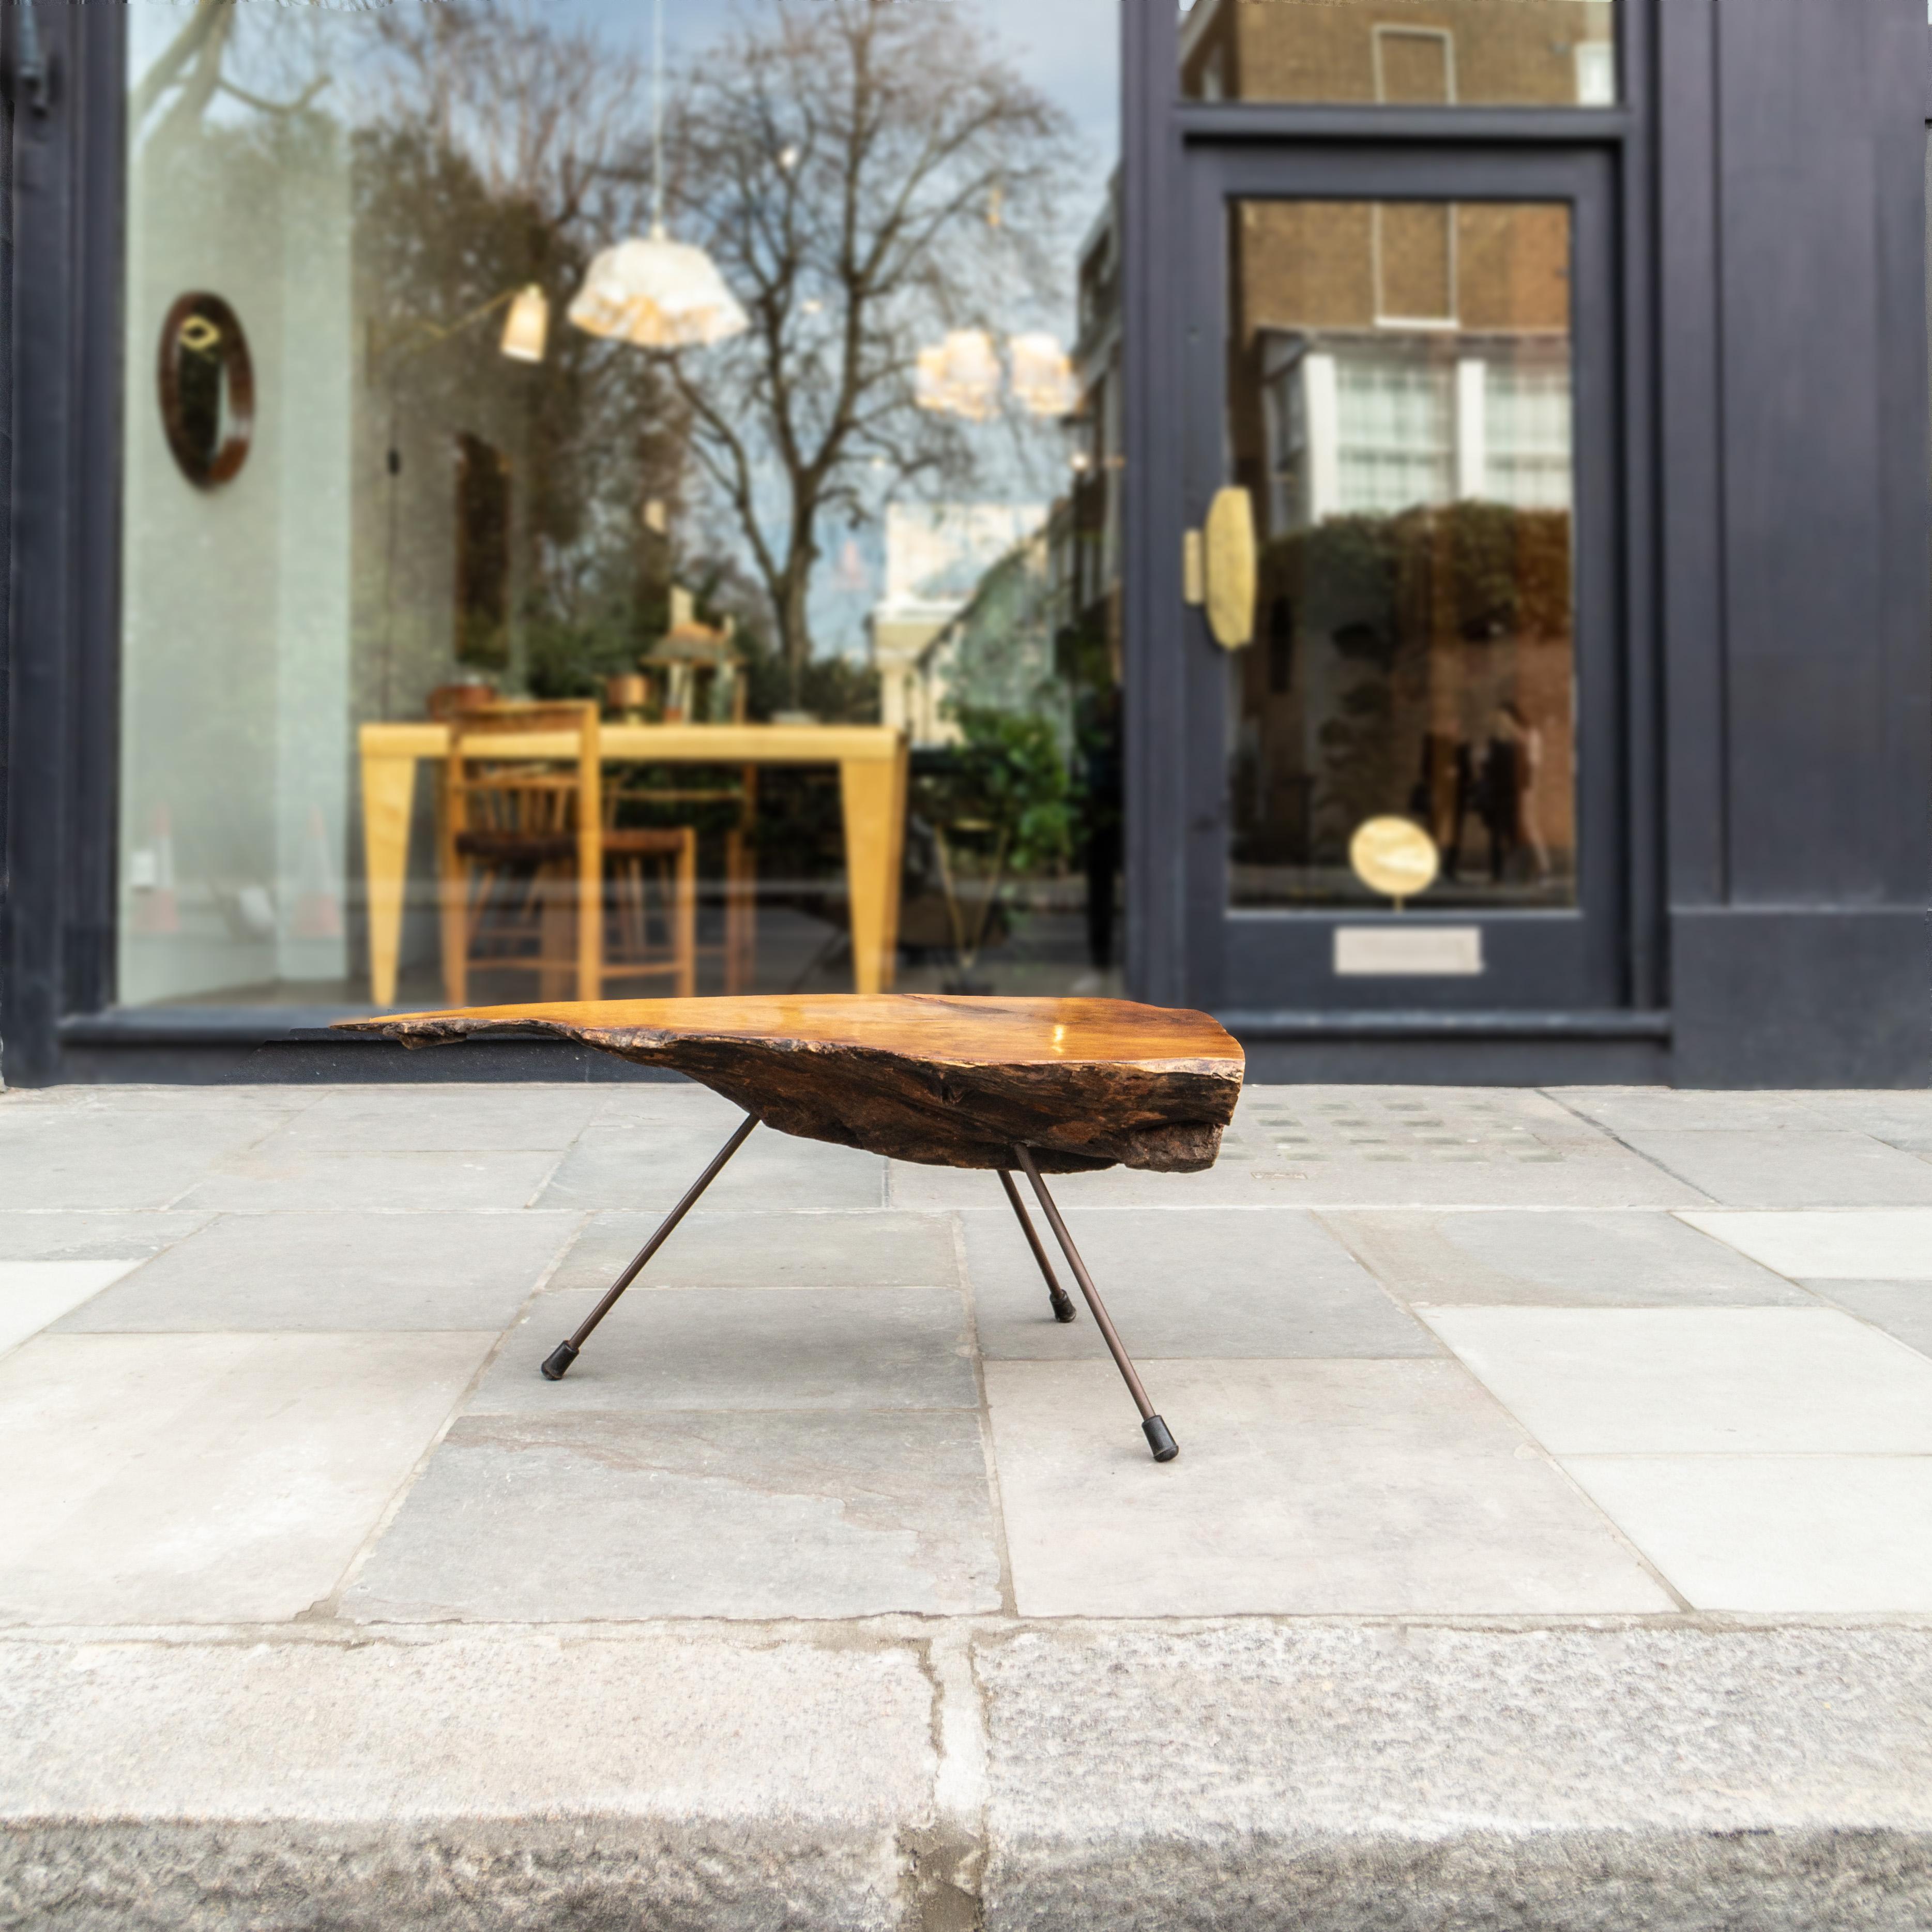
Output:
left=448, top=701, right=604, bottom=995
left=449, top=702, right=601, bottom=840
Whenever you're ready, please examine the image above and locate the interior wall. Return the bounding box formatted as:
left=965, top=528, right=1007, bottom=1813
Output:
left=119, top=112, right=354, bottom=1004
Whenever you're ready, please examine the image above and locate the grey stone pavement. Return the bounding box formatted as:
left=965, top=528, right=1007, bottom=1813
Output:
left=4, top=1078, right=1932, bottom=1928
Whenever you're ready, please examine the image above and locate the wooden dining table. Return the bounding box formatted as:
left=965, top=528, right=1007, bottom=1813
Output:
left=358, top=720, right=910, bottom=1006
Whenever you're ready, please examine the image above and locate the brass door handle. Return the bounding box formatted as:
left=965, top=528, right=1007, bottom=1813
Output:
left=1200, top=487, right=1256, bottom=650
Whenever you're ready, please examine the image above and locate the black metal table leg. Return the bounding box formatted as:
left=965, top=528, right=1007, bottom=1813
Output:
left=542, top=1113, right=759, bottom=1380
left=998, top=1169, right=1077, bottom=1323
left=1012, top=1144, right=1178, bottom=1463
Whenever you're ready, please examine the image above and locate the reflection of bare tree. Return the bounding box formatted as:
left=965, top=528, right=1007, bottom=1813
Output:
left=131, top=3, right=236, bottom=140
left=130, top=0, right=351, bottom=147
left=659, top=0, right=1075, bottom=703
left=366, top=4, right=649, bottom=240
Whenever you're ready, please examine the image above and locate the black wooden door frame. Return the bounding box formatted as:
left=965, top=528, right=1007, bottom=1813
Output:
left=1184, top=144, right=1625, bottom=1017
left=2, top=2, right=126, bottom=1087
left=1120, top=0, right=1664, bottom=1044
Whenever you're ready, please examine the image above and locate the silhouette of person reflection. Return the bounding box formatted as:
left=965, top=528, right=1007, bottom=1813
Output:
left=1411, top=735, right=1475, bottom=882
left=1480, top=701, right=1549, bottom=887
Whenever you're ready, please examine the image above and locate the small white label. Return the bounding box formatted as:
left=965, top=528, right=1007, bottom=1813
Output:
left=1334, top=925, right=1484, bottom=977
left=126, top=848, right=159, bottom=891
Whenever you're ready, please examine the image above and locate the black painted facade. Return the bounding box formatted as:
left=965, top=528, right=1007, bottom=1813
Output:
left=3, top=1, right=1928, bottom=1087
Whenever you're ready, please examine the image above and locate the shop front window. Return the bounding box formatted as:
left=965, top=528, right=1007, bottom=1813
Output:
left=1225, top=199, right=1579, bottom=911
left=118, top=0, right=1123, bottom=1012
left=1179, top=0, right=1617, bottom=108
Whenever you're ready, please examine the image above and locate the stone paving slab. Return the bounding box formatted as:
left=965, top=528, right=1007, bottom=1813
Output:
left=1608, top=1130, right=1932, bottom=1208
left=0, top=1331, right=495, bottom=1624
left=1811, top=1280, right=1932, bottom=1357
left=1325, top=1206, right=1813, bottom=1306
left=53, top=1210, right=578, bottom=1334
left=552, top=1209, right=961, bottom=1295
left=545, top=1120, right=890, bottom=1213
left=985, top=1358, right=1675, bottom=1616
left=480, top=1286, right=980, bottom=1413
left=1561, top=1455, right=1932, bottom=1612
left=1681, top=1207, right=1932, bottom=1278
left=0, top=1211, right=214, bottom=1262
left=0, top=1109, right=301, bottom=1211
left=1802, top=1090, right=1932, bottom=1151
left=0, top=1263, right=140, bottom=1359
left=257, top=1086, right=611, bottom=1153
left=175, top=1146, right=567, bottom=1214
left=1424, top=1305, right=1932, bottom=1454
left=341, top=1411, right=1006, bottom=1621
left=965, top=1206, right=1436, bottom=1359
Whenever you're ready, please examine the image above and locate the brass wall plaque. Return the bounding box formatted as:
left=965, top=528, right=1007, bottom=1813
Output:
left=1204, top=486, right=1256, bottom=649
left=1349, top=816, right=1440, bottom=906
left=1335, top=926, right=1483, bottom=976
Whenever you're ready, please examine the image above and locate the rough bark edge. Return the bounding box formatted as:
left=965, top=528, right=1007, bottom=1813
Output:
left=336, top=1014, right=1243, bottom=1174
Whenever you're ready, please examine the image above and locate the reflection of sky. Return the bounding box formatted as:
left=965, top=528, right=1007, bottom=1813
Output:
left=555, top=0, right=1119, bottom=159
left=133, top=2, right=1118, bottom=157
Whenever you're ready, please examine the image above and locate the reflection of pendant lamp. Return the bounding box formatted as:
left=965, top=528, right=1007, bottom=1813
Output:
left=499, top=284, right=551, bottom=363
left=1008, top=332, right=1078, bottom=417
left=915, top=329, right=1001, bottom=421
left=568, top=0, right=748, bottom=350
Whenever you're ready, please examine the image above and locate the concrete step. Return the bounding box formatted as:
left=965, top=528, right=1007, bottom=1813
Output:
left=4, top=1621, right=1930, bottom=1930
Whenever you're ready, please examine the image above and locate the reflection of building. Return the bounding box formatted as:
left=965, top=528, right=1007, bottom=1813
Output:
left=904, top=531, right=1069, bottom=753
left=1228, top=199, right=1578, bottom=902
left=1047, top=174, right=1128, bottom=681
left=1239, top=202, right=1574, bottom=534
left=869, top=503, right=1044, bottom=744
left=1180, top=0, right=1615, bottom=107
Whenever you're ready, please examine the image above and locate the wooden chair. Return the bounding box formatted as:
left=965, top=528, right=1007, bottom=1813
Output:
left=617, top=601, right=759, bottom=993
left=602, top=789, right=698, bottom=1000
left=438, top=701, right=697, bottom=1006
left=603, top=769, right=755, bottom=995
left=439, top=702, right=601, bottom=1007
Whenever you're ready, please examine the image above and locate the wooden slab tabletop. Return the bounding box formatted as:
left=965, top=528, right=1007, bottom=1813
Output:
left=335, top=996, right=1245, bottom=1173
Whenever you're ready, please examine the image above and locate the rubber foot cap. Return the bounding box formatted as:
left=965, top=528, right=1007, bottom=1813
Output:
left=1143, top=1416, right=1179, bottom=1463
left=1050, top=1290, right=1078, bottom=1324
left=541, top=1341, right=580, bottom=1382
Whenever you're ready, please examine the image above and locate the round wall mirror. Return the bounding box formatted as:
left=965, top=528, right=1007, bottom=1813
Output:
left=158, top=293, right=254, bottom=488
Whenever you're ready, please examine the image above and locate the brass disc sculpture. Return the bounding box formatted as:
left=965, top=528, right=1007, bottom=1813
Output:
left=1349, top=817, right=1441, bottom=910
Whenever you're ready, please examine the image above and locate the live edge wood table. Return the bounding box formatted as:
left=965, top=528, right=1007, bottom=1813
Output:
left=358, top=721, right=911, bottom=1006
left=337, top=995, right=1245, bottom=1461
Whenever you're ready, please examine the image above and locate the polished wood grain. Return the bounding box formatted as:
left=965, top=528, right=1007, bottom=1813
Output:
left=336, top=995, right=1245, bottom=1173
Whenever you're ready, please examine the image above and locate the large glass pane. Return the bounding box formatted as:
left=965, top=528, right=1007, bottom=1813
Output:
left=1180, top=1, right=1617, bottom=107
left=119, top=0, right=1123, bottom=1012
left=1225, top=199, right=1578, bottom=910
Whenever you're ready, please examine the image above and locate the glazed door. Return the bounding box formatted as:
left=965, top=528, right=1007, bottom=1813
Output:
left=1180, top=145, right=1625, bottom=1015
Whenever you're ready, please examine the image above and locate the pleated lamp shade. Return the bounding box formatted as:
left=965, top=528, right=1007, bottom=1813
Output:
left=568, top=231, right=750, bottom=349
left=1008, top=332, right=1079, bottom=417
left=915, top=329, right=1001, bottom=421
